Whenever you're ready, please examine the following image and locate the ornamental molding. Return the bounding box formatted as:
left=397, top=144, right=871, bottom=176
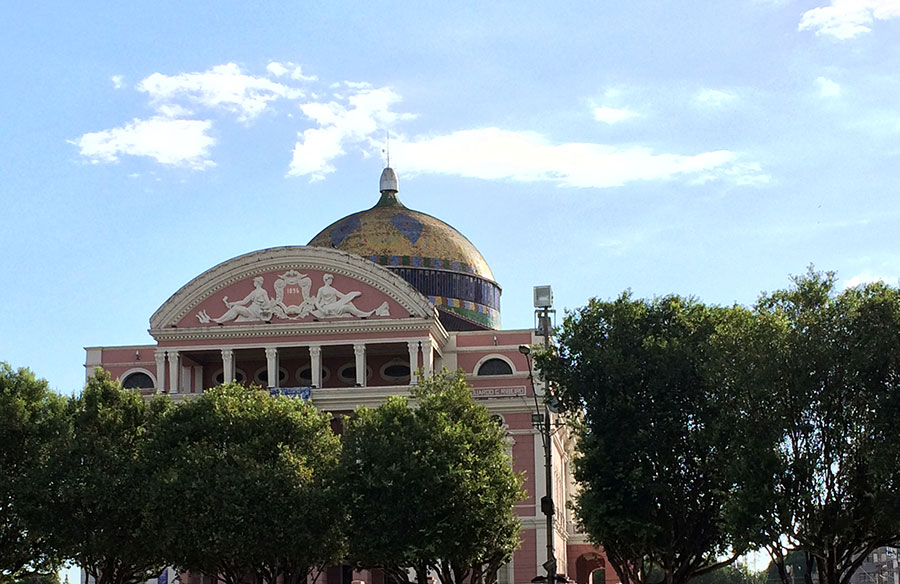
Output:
left=150, top=246, right=437, bottom=331
left=151, top=317, right=448, bottom=345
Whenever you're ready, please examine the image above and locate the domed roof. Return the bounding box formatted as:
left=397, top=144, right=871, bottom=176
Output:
left=308, top=168, right=495, bottom=281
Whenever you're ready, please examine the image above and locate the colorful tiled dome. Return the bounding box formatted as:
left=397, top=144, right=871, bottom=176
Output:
left=308, top=168, right=501, bottom=330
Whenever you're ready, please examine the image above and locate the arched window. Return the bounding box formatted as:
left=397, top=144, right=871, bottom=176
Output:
left=122, top=371, right=154, bottom=389
left=477, top=358, right=513, bottom=376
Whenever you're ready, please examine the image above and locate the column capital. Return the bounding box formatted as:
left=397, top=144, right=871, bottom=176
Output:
left=309, top=345, right=321, bottom=357
left=265, top=347, right=278, bottom=359
left=353, top=343, right=366, bottom=356
left=221, top=348, right=234, bottom=359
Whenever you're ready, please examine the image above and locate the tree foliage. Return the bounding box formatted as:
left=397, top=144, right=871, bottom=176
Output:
left=535, top=295, right=758, bottom=584
left=0, top=364, right=66, bottom=583
left=691, top=565, right=766, bottom=584
left=537, top=270, right=900, bottom=584
left=146, top=383, right=344, bottom=584
left=46, top=369, right=170, bottom=584
left=749, top=270, right=900, bottom=584
left=340, top=371, right=523, bottom=584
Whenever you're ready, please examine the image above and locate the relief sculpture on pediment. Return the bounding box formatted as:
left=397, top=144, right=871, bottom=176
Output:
left=196, top=271, right=390, bottom=324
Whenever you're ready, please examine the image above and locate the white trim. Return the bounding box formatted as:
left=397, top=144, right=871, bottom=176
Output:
left=151, top=317, right=446, bottom=345
left=473, top=353, right=517, bottom=375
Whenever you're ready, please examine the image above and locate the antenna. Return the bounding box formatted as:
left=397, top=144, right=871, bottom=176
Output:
left=385, top=130, right=391, bottom=167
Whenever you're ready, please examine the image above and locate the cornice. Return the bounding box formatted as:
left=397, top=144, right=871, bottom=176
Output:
left=150, top=316, right=447, bottom=344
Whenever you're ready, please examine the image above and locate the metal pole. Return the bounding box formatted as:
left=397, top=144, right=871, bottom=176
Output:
left=542, top=308, right=556, bottom=582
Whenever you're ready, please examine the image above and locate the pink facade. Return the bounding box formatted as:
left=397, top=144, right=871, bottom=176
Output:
left=85, top=171, right=604, bottom=584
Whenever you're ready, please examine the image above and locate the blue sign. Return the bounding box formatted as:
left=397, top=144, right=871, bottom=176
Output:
left=157, top=569, right=168, bottom=584
left=269, top=387, right=312, bottom=400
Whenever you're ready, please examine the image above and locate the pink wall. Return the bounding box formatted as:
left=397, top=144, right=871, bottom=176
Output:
left=515, top=529, right=539, bottom=584
left=456, top=330, right=533, bottom=347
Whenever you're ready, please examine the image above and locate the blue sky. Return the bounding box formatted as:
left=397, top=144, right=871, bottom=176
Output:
left=2, top=0, right=900, bottom=398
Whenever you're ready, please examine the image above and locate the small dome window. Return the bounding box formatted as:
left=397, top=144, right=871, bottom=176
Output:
left=214, top=369, right=246, bottom=385
left=254, top=367, right=289, bottom=386
left=122, top=372, right=154, bottom=389
left=296, top=365, right=330, bottom=386
left=477, top=358, right=513, bottom=376
left=380, top=360, right=411, bottom=383
left=338, top=363, right=373, bottom=386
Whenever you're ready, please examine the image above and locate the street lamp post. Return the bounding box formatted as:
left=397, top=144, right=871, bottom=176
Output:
left=522, top=285, right=558, bottom=584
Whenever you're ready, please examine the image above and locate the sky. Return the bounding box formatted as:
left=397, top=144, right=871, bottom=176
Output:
left=2, top=0, right=900, bottom=400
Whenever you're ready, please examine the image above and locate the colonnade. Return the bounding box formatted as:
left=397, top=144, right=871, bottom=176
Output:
left=152, top=338, right=436, bottom=394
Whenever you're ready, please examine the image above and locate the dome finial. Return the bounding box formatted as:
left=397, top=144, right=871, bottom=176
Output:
left=379, top=166, right=399, bottom=194
left=377, top=166, right=402, bottom=207
left=377, top=133, right=401, bottom=207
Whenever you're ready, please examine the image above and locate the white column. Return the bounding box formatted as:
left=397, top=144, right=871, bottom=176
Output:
left=422, top=339, right=434, bottom=379
left=192, top=366, right=203, bottom=393
left=154, top=350, right=166, bottom=393
left=353, top=342, right=366, bottom=387
left=407, top=340, right=420, bottom=385
left=265, top=347, right=279, bottom=388
left=181, top=364, right=191, bottom=393
left=222, top=348, right=235, bottom=383
left=309, top=346, right=322, bottom=388
left=167, top=351, right=181, bottom=394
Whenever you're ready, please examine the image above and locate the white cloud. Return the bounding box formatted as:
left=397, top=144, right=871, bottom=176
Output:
left=70, top=117, right=215, bottom=169
left=593, top=107, right=637, bottom=124
left=155, top=103, right=194, bottom=118
left=266, top=62, right=289, bottom=77
left=844, top=271, right=893, bottom=288
left=138, top=63, right=304, bottom=121
left=288, top=86, right=416, bottom=180
left=388, top=128, right=763, bottom=188
left=816, top=76, right=842, bottom=97
left=76, top=63, right=763, bottom=187
left=695, top=89, right=737, bottom=108
left=111, top=75, right=124, bottom=89
left=267, top=61, right=317, bottom=81
left=799, top=0, right=900, bottom=39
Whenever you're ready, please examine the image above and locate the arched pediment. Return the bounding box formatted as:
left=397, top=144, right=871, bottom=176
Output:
left=150, top=247, right=436, bottom=335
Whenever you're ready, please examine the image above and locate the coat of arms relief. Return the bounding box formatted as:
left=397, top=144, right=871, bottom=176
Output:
left=196, top=271, right=390, bottom=324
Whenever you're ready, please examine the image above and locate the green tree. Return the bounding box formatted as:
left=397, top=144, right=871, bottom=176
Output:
left=147, top=383, right=344, bottom=584
left=340, top=371, right=523, bottom=584
left=47, top=369, right=170, bottom=584
left=0, top=364, right=67, bottom=583
left=11, top=571, right=62, bottom=584
left=535, top=294, right=755, bottom=584
left=691, top=565, right=766, bottom=584
left=750, top=270, right=900, bottom=584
